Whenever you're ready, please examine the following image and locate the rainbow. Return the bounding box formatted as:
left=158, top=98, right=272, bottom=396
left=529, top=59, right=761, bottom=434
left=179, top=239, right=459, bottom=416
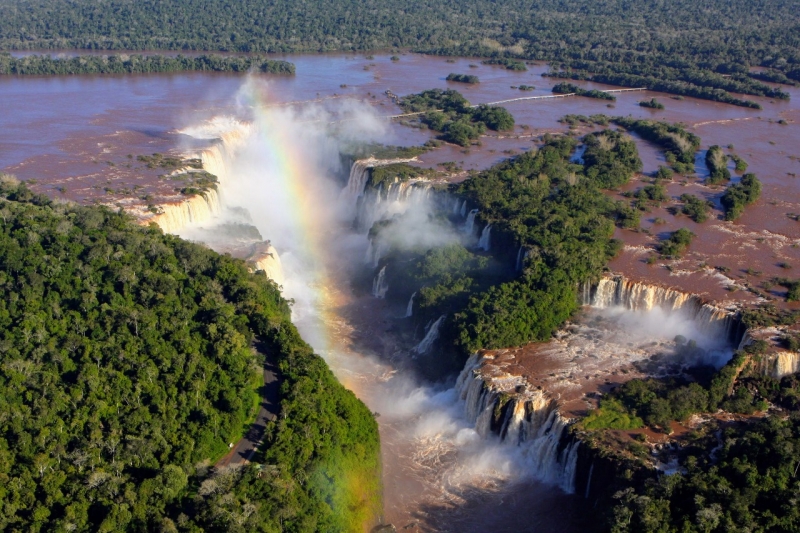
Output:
left=237, top=81, right=358, bottom=389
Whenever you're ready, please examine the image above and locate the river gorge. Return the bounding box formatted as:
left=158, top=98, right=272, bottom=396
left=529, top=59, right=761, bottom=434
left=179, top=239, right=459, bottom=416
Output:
left=2, top=51, right=799, bottom=531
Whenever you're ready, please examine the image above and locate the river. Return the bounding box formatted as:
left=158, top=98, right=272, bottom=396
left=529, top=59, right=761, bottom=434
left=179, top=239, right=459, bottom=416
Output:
left=1, top=51, right=798, bottom=531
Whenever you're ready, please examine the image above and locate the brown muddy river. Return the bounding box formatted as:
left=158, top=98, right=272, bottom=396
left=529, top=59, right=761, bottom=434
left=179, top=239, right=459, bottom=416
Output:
left=1, top=52, right=799, bottom=532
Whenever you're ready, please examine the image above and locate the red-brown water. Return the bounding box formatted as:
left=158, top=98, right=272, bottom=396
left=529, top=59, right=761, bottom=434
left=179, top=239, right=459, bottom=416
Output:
left=1, top=52, right=798, bottom=531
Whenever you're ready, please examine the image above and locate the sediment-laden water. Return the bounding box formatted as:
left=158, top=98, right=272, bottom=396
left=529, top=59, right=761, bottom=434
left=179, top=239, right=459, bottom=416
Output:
left=1, top=51, right=799, bottom=531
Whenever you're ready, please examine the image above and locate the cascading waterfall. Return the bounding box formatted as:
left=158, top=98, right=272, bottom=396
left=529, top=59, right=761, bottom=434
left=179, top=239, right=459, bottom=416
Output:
left=584, top=462, right=594, bottom=499
left=198, top=128, right=249, bottom=186
left=365, top=238, right=387, bottom=267
left=478, top=224, right=491, bottom=251
left=144, top=189, right=222, bottom=234
left=583, top=275, right=744, bottom=346
left=463, top=209, right=479, bottom=235
left=355, top=177, right=434, bottom=233
left=247, top=243, right=285, bottom=287
left=581, top=277, right=592, bottom=306
left=372, top=266, right=389, bottom=299
left=454, top=353, right=580, bottom=493
left=131, top=121, right=238, bottom=231
left=460, top=201, right=467, bottom=218
left=365, top=239, right=374, bottom=265
left=405, top=292, right=416, bottom=318
left=343, top=160, right=372, bottom=204
left=413, top=315, right=445, bottom=355
left=341, top=156, right=422, bottom=211
left=744, top=328, right=800, bottom=378
left=772, top=351, right=800, bottom=378
left=166, top=120, right=289, bottom=287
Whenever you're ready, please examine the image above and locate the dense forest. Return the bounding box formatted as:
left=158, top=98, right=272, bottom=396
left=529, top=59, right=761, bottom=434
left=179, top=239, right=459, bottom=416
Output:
left=610, top=414, right=800, bottom=533
left=0, top=177, right=379, bottom=532
left=0, top=0, right=797, bottom=103
left=0, top=53, right=295, bottom=75
left=544, top=66, right=784, bottom=109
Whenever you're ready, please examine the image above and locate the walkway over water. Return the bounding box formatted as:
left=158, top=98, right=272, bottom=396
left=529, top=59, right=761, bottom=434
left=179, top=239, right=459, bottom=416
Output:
left=308, top=88, right=649, bottom=124
left=384, top=87, right=648, bottom=119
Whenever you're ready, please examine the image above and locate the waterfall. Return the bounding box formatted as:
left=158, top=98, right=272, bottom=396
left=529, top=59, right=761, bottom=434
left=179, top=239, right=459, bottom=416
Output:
left=365, top=239, right=374, bottom=265
left=413, top=314, right=445, bottom=355
left=463, top=209, right=479, bottom=235
left=452, top=198, right=461, bottom=215
left=478, top=224, right=491, bottom=251
left=584, top=275, right=744, bottom=346
left=342, top=156, right=423, bottom=212
left=140, top=189, right=223, bottom=234
left=773, top=352, right=800, bottom=378
left=455, top=353, right=580, bottom=493
left=198, top=129, right=248, bottom=186
left=460, top=201, right=467, bottom=218
left=365, top=239, right=387, bottom=267
left=739, top=328, right=800, bottom=378
left=134, top=118, right=252, bottom=234
left=752, top=347, right=800, bottom=379
left=246, top=243, right=285, bottom=287
left=343, top=160, right=372, bottom=205
left=355, top=177, right=434, bottom=233
left=372, top=266, right=389, bottom=299
left=405, top=292, right=416, bottom=318
left=580, top=280, right=592, bottom=306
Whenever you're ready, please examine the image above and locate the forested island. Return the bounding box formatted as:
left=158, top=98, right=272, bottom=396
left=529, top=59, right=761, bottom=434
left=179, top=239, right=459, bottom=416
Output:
left=0, top=53, right=295, bottom=75
left=398, top=88, right=515, bottom=146
left=0, top=176, right=379, bottom=531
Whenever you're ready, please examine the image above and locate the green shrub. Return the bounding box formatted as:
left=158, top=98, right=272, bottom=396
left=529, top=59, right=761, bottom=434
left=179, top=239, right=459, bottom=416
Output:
left=679, top=193, right=712, bottom=222
left=721, top=173, right=761, bottom=220
left=446, top=72, right=480, bottom=84
left=639, top=98, right=665, bottom=109
left=660, top=227, right=695, bottom=257
left=581, top=398, right=644, bottom=430
left=705, top=145, right=731, bottom=185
